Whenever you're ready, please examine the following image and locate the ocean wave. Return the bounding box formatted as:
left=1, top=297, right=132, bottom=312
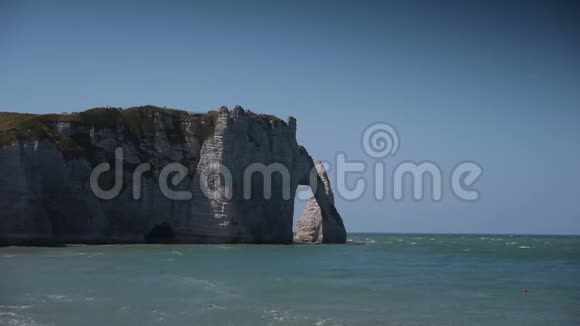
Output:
left=0, top=312, right=37, bottom=326
left=518, top=246, right=531, bottom=249
left=215, top=245, right=233, bottom=250
left=152, top=310, right=168, bottom=322
left=119, top=305, right=131, bottom=313
left=47, top=294, right=71, bottom=302
left=262, top=309, right=341, bottom=325
left=46, top=294, right=93, bottom=303
left=263, top=309, right=299, bottom=323
left=346, top=239, right=374, bottom=245
left=48, top=252, right=90, bottom=257
left=203, top=303, right=225, bottom=311
left=88, top=253, right=104, bottom=258
left=0, top=306, right=32, bottom=310
left=183, top=277, right=216, bottom=287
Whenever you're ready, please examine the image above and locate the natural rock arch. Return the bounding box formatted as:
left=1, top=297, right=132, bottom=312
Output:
left=294, top=162, right=347, bottom=243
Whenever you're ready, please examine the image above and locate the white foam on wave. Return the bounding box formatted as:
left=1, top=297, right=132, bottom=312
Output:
left=119, top=305, right=131, bottom=313
left=0, top=312, right=17, bottom=317
left=518, top=246, right=531, bottom=249
left=262, top=309, right=338, bottom=325
left=0, top=305, right=32, bottom=310
left=203, top=303, right=225, bottom=311
left=0, top=311, right=38, bottom=326
left=47, top=294, right=68, bottom=301
left=263, top=309, right=293, bottom=322
left=88, top=253, right=104, bottom=258
left=49, top=252, right=90, bottom=257
left=349, top=238, right=376, bottom=245
left=170, top=250, right=183, bottom=256
left=315, top=319, right=336, bottom=326
left=152, top=310, right=168, bottom=322
left=480, top=237, right=502, bottom=241
left=184, top=277, right=216, bottom=287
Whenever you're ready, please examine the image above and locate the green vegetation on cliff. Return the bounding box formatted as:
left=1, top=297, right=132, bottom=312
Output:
left=0, top=106, right=219, bottom=159
left=0, top=106, right=289, bottom=162
left=0, top=112, right=78, bottom=148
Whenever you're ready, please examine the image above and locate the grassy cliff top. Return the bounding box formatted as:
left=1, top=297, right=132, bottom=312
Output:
left=0, top=106, right=219, bottom=147
left=1, top=106, right=198, bottom=131
left=0, top=105, right=288, bottom=148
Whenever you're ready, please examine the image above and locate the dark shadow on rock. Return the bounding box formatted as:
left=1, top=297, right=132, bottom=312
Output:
left=144, top=222, right=176, bottom=243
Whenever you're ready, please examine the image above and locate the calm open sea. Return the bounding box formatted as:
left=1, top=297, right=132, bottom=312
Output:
left=1, top=234, right=579, bottom=325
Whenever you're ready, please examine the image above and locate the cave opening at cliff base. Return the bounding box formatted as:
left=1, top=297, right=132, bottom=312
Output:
left=144, top=223, right=176, bottom=243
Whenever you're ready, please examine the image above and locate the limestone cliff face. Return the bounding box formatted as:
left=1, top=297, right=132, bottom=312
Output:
left=294, top=162, right=347, bottom=243
left=0, top=106, right=346, bottom=245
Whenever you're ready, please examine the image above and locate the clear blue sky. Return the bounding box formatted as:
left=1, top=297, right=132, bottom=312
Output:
left=1, top=0, right=579, bottom=234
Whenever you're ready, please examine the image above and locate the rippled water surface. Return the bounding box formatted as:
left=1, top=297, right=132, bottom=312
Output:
left=1, top=234, right=579, bottom=325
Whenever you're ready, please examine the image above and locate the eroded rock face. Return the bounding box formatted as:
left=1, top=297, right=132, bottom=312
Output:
left=295, top=162, right=347, bottom=243
left=0, top=106, right=346, bottom=245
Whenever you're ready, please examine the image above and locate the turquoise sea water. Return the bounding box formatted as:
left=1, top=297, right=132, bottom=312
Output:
left=1, top=234, right=579, bottom=325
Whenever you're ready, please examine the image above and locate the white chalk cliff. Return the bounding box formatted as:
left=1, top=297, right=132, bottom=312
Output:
left=0, top=105, right=346, bottom=245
